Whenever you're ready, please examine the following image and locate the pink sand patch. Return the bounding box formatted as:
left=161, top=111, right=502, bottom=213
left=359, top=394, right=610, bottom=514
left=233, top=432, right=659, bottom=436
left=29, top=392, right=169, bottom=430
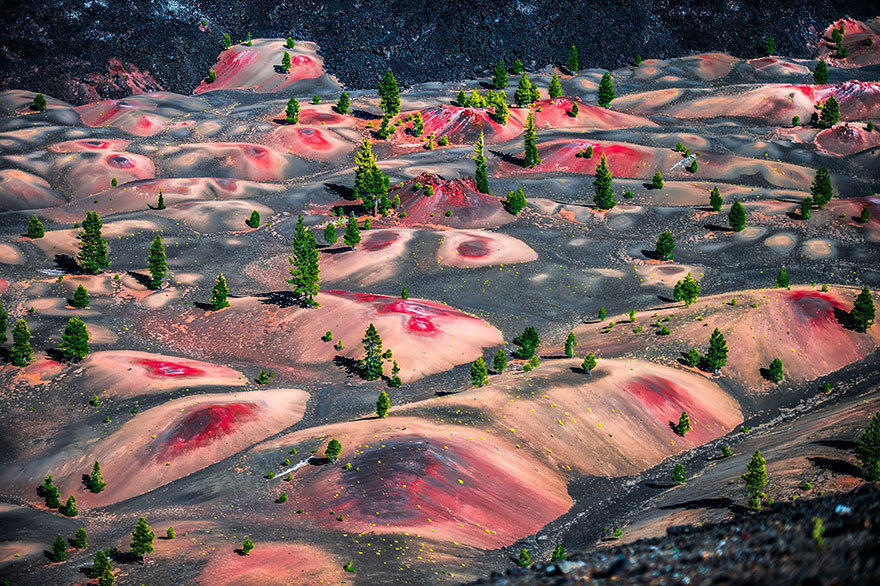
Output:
left=390, top=174, right=512, bottom=228
left=194, top=40, right=326, bottom=94
left=156, top=402, right=258, bottom=459
left=137, top=358, right=206, bottom=377
left=815, top=124, right=880, bottom=156
left=328, top=290, right=479, bottom=335
left=624, top=375, right=719, bottom=443
left=361, top=230, right=399, bottom=251
left=437, top=229, right=537, bottom=268
left=198, top=542, right=344, bottom=585
left=47, top=138, right=130, bottom=153
left=418, top=105, right=523, bottom=144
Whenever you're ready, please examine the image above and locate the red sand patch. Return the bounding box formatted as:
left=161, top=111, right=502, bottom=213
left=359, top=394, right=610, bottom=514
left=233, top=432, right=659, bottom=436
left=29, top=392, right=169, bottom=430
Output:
left=198, top=542, right=344, bottom=585
left=815, top=123, right=880, bottom=156
left=418, top=105, right=524, bottom=145
left=390, top=174, right=512, bottom=228
left=436, top=229, right=537, bottom=268
left=624, top=376, right=717, bottom=443
left=157, top=402, right=257, bottom=459
left=513, top=98, right=656, bottom=131
left=138, top=358, right=206, bottom=377
left=162, top=142, right=299, bottom=182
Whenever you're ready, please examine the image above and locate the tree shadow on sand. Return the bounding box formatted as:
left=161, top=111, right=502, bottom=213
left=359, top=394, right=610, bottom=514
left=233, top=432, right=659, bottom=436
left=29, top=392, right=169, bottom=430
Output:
left=810, top=439, right=857, bottom=450
left=807, top=456, right=862, bottom=478
left=488, top=149, right=524, bottom=167
left=658, top=496, right=737, bottom=511
left=255, top=291, right=312, bottom=309
left=332, top=355, right=360, bottom=377
left=53, top=254, right=82, bottom=274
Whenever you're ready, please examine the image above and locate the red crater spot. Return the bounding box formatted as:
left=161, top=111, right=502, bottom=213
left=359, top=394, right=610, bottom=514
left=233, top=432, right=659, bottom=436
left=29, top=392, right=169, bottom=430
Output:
left=298, top=110, right=345, bottom=125
left=624, top=375, right=713, bottom=437
left=106, top=154, right=135, bottom=169
left=296, top=127, right=332, bottom=150
left=245, top=145, right=268, bottom=158
left=787, top=290, right=844, bottom=328
left=156, top=403, right=257, bottom=459
left=324, top=290, right=479, bottom=335
left=457, top=238, right=490, bottom=258
left=137, top=358, right=206, bottom=378
left=362, top=231, right=399, bottom=252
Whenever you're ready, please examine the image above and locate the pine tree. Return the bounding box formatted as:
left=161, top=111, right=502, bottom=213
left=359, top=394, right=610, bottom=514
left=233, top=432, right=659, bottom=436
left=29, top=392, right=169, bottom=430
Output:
left=156, top=189, right=166, bottom=210
left=513, top=326, right=540, bottom=359
left=0, top=301, right=6, bottom=343
left=323, top=223, right=338, bottom=245
left=655, top=230, right=675, bottom=260
left=768, top=358, right=784, bottom=382
left=551, top=543, right=566, bottom=562
left=88, top=460, right=107, bottom=492
left=811, top=165, right=834, bottom=208
left=856, top=411, right=880, bottom=480
left=389, top=360, right=402, bottom=388
left=672, top=463, right=686, bottom=484
left=516, top=547, right=531, bottom=568
left=376, top=115, right=392, bottom=139
left=512, top=58, right=524, bottom=74
left=77, top=212, right=110, bottom=274
left=285, top=97, right=300, bottom=123
left=286, top=215, right=321, bottom=306
left=564, top=332, right=577, bottom=357
left=597, top=72, right=615, bottom=108
left=28, top=93, right=48, bottom=112
left=651, top=170, right=664, bottom=190
left=492, top=59, right=509, bottom=89
left=52, top=535, right=67, bottom=562
left=243, top=32, right=253, bottom=46
left=849, top=285, right=875, bottom=332
left=515, top=73, right=535, bottom=107
left=359, top=323, right=384, bottom=380
left=247, top=210, right=261, bottom=228
left=336, top=92, right=350, bottom=114
left=776, top=266, right=790, bottom=288
left=325, top=439, right=342, bottom=462
left=343, top=214, right=361, bottom=248
left=376, top=390, right=390, bottom=418
left=674, top=411, right=691, bottom=436
left=281, top=51, right=292, bottom=72
left=813, top=59, right=828, bottom=84
left=523, top=111, right=540, bottom=167
left=62, top=495, right=78, bottom=516
left=71, top=284, right=89, bottom=308
left=26, top=215, right=44, bottom=238
left=568, top=44, right=579, bottom=72
left=470, top=357, right=489, bottom=387
left=286, top=37, right=295, bottom=48
left=206, top=69, right=216, bottom=84
left=820, top=95, right=840, bottom=126
left=488, top=91, right=509, bottom=124
left=353, top=139, right=391, bottom=214
left=593, top=154, right=616, bottom=209
left=60, top=316, right=89, bottom=361
left=222, top=33, right=232, bottom=49
left=147, top=234, right=167, bottom=289
left=861, top=207, right=871, bottom=223
left=569, top=101, right=579, bottom=117
left=241, top=539, right=254, bottom=555
left=74, top=527, right=88, bottom=549
left=10, top=319, right=33, bottom=366
left=457, top=89, right=468, bottom=106
left=493, top=349, right=507, bottom=373
left=801, top=197, right=812, bottom=219
left=581, top=352, right=597, bottom=373
left=93, top=549, right=112, bottom=576
left=41, top=475, right=61, bottom=508
left=709, top=187, right=722, bottom=211
left=167, top=526, right=176, bottom=539
left=130, top=517, right=155, bottom=562
left=764, top=35, right=775, bottom=55
left=742, top=450, right=768, bottom=510
left=211, top=274, right=230, bottom=310
left=504, top=187, right=527, bottom=215
left=673, top=273, right=700, bottom=306
left=378, top=70, right=401, bottom=116
left=548, top=73, right=563, bottom=98
left=411, top=111, right=425, bottom=136
left=705, top=328, right=728, bottom=371
left=729, top=200, right=747, bottom=231
left=473, top=131, right=489, bottom=194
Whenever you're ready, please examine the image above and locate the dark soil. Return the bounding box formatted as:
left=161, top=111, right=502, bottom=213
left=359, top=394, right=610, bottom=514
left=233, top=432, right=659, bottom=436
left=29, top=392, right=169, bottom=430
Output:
left=2, top=0, right=876, bottom=104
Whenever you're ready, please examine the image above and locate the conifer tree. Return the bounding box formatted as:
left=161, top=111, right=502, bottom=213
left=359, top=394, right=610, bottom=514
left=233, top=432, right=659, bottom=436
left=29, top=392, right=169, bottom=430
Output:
left=243, top=32, right=252, bottom=46
left=504, top=187, right=527, bottom=215
left=473, top=131, right=489, bottom=193
left=564, top=332, right=577, bottom=357
left=88, top=460, right=107, bottom=492
left=705, top=328, right=728, bottom=371
left=811, top=165, right=833, bottom=208
left=0, top=301, right=6, bottom=343
left=52, top=535, right=67, bottom=562
left=411, top=111, right=425, bottom=136
left=673, top=273, right=700, bottom=306
left=529, top=80, right=540, bottom=103
left=378, top=70, right=401, bottom=116
left=655, top=230, right=675, bottom=260
left=242, top=539, right=254, bottom=555
left=286, top=215, right=320, bottom=306
left=568, top=44, right=579, bottom=72
left=222, top=33, right=232, bottom=49
left=512, top=58, right=524, bottom=74
left=729, top=200, right=747, bottom=231
left=156, top=189, right=166, bottom=210
left=285, top=97, right=300, bottom=123
left=389, top=360, right=402, bottom=388
left=376, top=114, right=392, bottom=139
left=74, top=527, right=88, bottom=549
left=470, top=357, right=489, bottom=387
left=523, top=111, right=540, bottom=167
left=581, top=352, right=597, bottom=373
left=376, top=390, right=390, bottom=418
left=768, top=358, right=784, bottom=382
left=488, top=91, right=509, bottom=124
left=31, top=93, right=47, bottom=111
left=247, top=210, right=260, bottom=228
left=77, top=212, right=110, bottom=274
left=513, top=326, right=540, bottom=359
left=71, top=284, right=89, bottom=308
left=742, top=450, right=768, bottom=510
left=548, top=73, right=563, bottom=98
left=343, top=214, right=361, bottom=248
left=61, top=316, right=90, bottom=361
left=62, top=495, right=78, bottom=517
left=776, top=266, right=789, bottom=288
left=336, top=92, right=350, bottom=114
left=492, top=59, right=509, bottom=89
left=801, top=196, right=812, bottom=219
left=206, top=69, right=216, bottom=83
left=359, top=323, right=384, bottom=380
left=456, top=89, right=468, bottom=106
left=493, top=349, right=507, bottom=373
left=325, top=439, right=342, bottom=462
left=281, top=51, right=292, bottom=72
left=764, top=35, right=775, bottom=55
left=813, top=59, right=828, bottom=84
left=323, top=223, right=338, bottom=245
left=849, top=285, right=875, bottom=332
left=597, top=72, right=615, bottom=107
left=515, top=73, right=535, bottom=107
left=147, top=234, right=167, bottom=289
left=10, top=319, right=33, bottom=366
left=651, top=170, right=664, bottom=190
left=26, top=215, right=44, bottom=238
left=353, top=139, right=391, bottom=214
left=516, top=547, right=531, bottom=567
left=286, top=37, right=295, bottom=48
left=820, top=95, right=840, bottom=126
left=672, top=463, right=687, bottom=484
left=709, top=186, right=723, bottom=211
left=167, top=526, right=175, bottom=539
left=93, top=549, right=112, bottom=577
left=593, top=154, right=615, bottom=209
left=856, top=411, right=880, bottom=480
left=674, top=411, right=691, bottom=436
left=130, top=517, right=155, bottom=562
left=41, top=475, right=61, bottom=508
left=211, top=274, right=230, bottom=310
left=861, top=207, right=871, bottom=223
left=569, top=101, right=579, bottom=117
